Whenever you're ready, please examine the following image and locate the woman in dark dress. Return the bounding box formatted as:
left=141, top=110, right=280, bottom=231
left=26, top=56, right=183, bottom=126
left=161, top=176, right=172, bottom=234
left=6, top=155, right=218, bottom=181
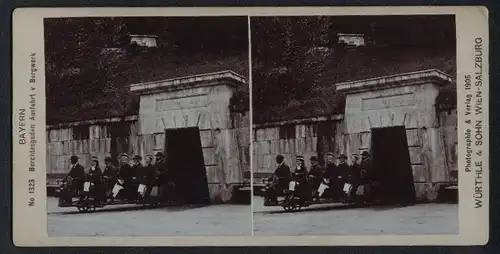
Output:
left=293, top=155, right=311, bottom=202
left=85, top=156, right=104, bottom=203
left=293, top=155, right=308, bottom=179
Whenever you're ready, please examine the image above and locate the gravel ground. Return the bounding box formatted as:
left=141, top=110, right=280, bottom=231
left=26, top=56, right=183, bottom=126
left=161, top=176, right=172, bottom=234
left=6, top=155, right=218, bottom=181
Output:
left=253, top=196, right=458, bottom=236
left=47, top=196, right=458, bottom=237
left=47, top=197, right=252, bottom=237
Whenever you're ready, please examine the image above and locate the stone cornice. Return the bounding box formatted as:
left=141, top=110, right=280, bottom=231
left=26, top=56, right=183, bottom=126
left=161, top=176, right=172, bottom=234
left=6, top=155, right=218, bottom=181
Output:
left=46, top=115, right=138, bottom=130
left=129, top=70, right=246, bottom=95
left=336, top=69, right=453, bottom=94
left=253, top=114, right=344, bottom=128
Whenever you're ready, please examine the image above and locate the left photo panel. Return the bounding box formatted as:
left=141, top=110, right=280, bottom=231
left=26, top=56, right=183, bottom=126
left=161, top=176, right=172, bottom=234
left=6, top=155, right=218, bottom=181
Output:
left=44, top=16, right=252, bottom=237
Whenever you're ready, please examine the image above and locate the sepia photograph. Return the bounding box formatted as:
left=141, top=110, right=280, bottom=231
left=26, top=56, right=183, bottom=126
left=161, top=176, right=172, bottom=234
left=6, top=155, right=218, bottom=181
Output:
left=251, top=15, right=459, bottom=236
left=44, top=16, right=252, bottom=237
left=11, top=6, right=488, bottom=246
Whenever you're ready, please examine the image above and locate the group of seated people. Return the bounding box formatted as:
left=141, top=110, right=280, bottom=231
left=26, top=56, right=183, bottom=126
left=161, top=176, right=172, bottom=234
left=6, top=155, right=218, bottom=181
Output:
left=265, top=151, right=372, bottom=205
left=64, top=151, right=173, bottom=204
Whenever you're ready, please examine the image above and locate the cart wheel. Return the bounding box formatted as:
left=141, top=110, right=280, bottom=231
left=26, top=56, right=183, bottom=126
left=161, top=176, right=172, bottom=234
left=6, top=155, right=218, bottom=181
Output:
left=283, top=203, right=299, bottom=212
left=77, top=206, right=90, bottom=213
left=283, top=194, right=294, bottom=206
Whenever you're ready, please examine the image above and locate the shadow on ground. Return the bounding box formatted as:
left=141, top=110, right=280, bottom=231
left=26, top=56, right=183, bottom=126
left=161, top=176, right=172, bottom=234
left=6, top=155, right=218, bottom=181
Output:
left=49, top=203, right=211, bottom=215
left=256, top=201, right=430, bottom=215
left=258, top=203, right=367, bottom=215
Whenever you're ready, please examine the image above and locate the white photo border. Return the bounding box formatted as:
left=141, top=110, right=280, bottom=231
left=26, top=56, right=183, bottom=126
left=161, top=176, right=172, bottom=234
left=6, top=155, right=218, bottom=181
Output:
left=12, top=6, right=489, bottom=246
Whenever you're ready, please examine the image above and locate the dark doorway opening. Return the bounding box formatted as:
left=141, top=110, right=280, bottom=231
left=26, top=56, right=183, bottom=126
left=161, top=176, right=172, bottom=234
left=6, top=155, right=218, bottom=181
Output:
left=165, top=127, right=211, bottom=205
left=371, top=126, right=416, bottom=205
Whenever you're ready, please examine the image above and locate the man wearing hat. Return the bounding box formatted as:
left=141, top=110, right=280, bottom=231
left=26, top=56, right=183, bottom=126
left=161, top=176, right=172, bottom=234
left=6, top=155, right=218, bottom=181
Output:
left=307, top=156, right=325, bottom=199
left=337, top=154, right=351, bottom=180
left=67, top=155, right=85, bottom=193
left=351, top=153, right=360, bottom=168
left=324, top=152, right=345, bottom=198
left=153, top=152, right=167, bottom=184
left=355, top=151, right=373, bottom=201
left=324, top=152, right=337, bottom=183
left=359, top=151, right=372, bottom=178
left=264, top=154, right=291, bottom=205
left=349, top=153, right=362, bottom=198
left=102, top=156, right=118, bottom=200
left=117, top=153, right=135, bottom=199
left=140, top=155, right=155, bottom=185
left=132, top=155, right=143, bottom=176
left=153, top=152, right=174, bottom=202
left=138, top=155, right=156, bottom=200
left=336, top=154, right=354, bottom=200
left=85, top=156, right=104, bottom=203
left=129, top=155, right=144, bottom=200
left=271, top=155, right=291, bottom=183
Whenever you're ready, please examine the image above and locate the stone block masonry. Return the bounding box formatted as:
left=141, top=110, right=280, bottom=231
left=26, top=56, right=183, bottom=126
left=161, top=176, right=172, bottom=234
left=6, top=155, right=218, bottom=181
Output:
left=253, top=69, right=457, bottom=202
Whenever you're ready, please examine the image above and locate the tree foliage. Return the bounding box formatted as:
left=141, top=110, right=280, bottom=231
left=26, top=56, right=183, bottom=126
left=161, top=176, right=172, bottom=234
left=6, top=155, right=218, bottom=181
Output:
left=44, top=17, right=249, bottom=124
left=251, top=15, right=457, bottom=123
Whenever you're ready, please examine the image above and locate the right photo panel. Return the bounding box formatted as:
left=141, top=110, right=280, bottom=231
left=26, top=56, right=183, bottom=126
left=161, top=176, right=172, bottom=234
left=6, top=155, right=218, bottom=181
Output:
left=251, top=15, right=458, bottom=236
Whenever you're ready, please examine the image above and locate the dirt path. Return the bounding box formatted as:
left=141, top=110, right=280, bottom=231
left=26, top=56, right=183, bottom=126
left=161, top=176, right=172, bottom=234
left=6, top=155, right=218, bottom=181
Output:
left=253, top=196, right=458, bottom=236
left=47, top=197, right=252, bottom=237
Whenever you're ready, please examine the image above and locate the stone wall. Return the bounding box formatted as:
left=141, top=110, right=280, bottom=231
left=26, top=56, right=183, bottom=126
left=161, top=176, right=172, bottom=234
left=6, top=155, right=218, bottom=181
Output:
left=46, top=118, right=138, bottom=186
left=253, top=116, right=344, bottom=173
left=130, top=71, right=249, bottom=202
left=336, top=69, right=455, bottom=200
left=45, top=112, right=250, bottom=201
left=252, top=109, right=456, bottom=201
left=46, top=72, right=251, bottom=204
left=253, top=70, right=457, bottom=201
